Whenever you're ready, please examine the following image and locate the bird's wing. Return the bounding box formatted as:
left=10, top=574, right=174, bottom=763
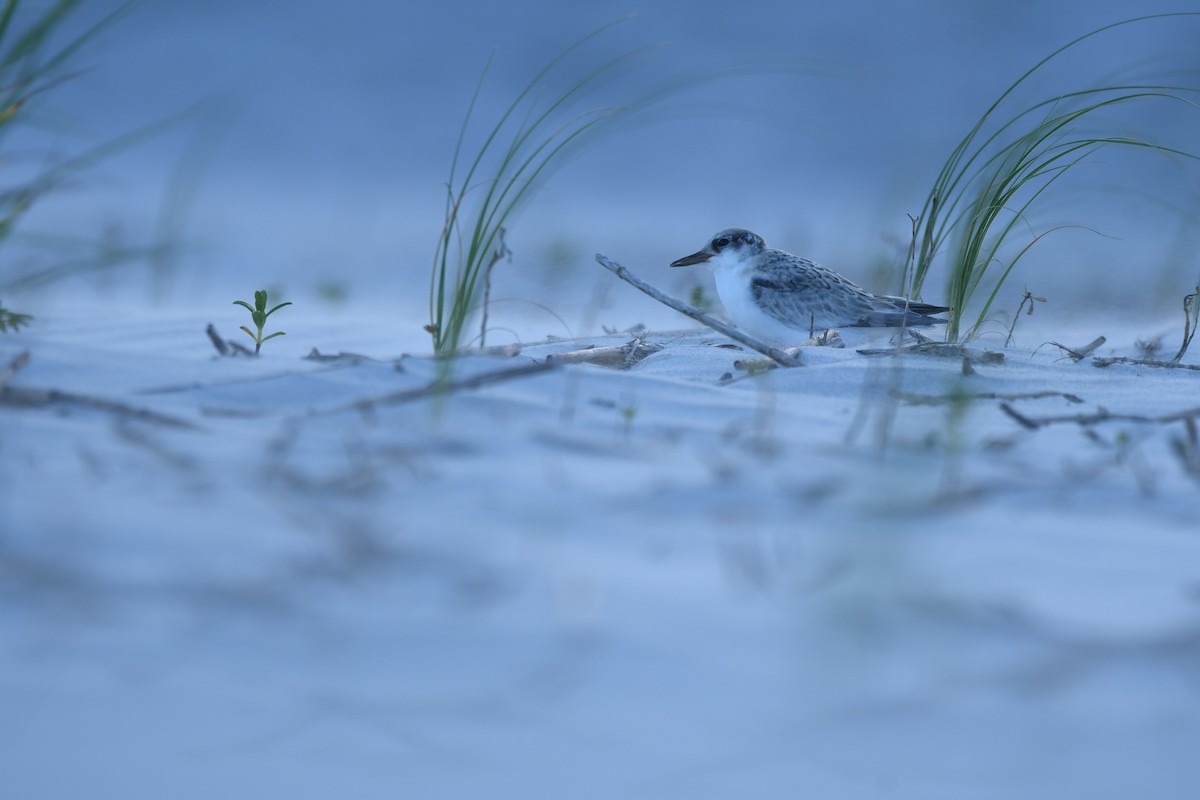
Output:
left=749, top=255, right=879, bottom=330
left=750, top=258, right=948, bottom=329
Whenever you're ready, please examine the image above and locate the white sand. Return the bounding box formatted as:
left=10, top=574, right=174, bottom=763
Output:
left=3, top=304, right=1200, bottom=799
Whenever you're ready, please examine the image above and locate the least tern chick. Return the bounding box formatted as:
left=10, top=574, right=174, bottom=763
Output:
left=670, top=228, right=948, bottom=347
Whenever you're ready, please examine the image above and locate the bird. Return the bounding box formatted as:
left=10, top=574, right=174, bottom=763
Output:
left=670, top=228, right=949, bottom=347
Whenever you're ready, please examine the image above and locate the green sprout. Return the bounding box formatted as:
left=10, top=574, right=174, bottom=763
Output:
left=0, top=299, right=32, bottom=332
left=688, top=285, right=715, bottom=315
left=620, top=403, right=638, bottom=438
left=232, top=289, right=291, bottom=354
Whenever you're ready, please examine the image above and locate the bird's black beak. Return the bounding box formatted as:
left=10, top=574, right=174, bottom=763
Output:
left=670, top=251, right=711, bottom=267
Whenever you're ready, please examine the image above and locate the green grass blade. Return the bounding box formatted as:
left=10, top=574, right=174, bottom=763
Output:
left=909, top=13, right=1200, bottom=302
left=430, top=18, right=642, bottom=353
left=909, top=15, right=1200, bottom=342
left=27, top=2, right=130, bottom=79
left=3, top=0, right=78, bottom=67
left=0, top=0, right=19, bottom=54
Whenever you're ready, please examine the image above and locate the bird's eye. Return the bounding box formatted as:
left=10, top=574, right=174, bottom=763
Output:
left=713, top=237, right=730, bottom=250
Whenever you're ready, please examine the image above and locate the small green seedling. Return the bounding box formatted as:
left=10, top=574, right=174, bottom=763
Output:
left=689, top=285, right=715, bottom=315
left=620, top=404, right=638, bottom=438
left=0, top=300, right=33, bottom=333
left=233, top=290, right=291, bottom=354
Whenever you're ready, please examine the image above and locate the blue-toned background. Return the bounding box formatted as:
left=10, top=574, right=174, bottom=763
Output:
left=11, top=1, right=1200, bottom=347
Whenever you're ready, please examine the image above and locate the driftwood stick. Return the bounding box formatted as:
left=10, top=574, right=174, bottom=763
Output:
left=546, top=339, right=663, bottom=368
left=315, top=359, right=559, bottom=415
left=205, top=323, right=229, bottom=356
left=1092, top=356, right=1200, bottom=371
left=594, top=253, right=801, bottom=368
left=0, top=350, right=30, bottom=390
left=1035, top=336, right=1106, bottom=362
left=1, top=385, right=202, bottom=429
left=205, top=323, right=255, bottom=357
left=856, top=342, right=1004, bottom=362
left=893, top=389, right=1084, bottom=406
left=1000, top=401, right=1200, bottom=430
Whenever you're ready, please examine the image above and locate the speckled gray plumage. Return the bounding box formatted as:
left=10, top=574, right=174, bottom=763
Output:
left=747, top=249, right=948, bottom=329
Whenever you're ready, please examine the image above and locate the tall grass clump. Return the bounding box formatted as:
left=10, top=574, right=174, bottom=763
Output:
left=428, top=20, right=645, bottom=354
left=906, top=13, right=1200, bottom=342
left=0, top=0, right=130, bottom=330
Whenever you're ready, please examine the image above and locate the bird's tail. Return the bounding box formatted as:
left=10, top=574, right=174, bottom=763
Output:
left=862, top=294, right=950, bottom=327
left=877, top=295, right=950, bottom=316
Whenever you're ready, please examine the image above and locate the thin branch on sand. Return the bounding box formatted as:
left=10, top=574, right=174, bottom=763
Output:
left=303, top=349, right=380, bottom=364
left=856, top=341, right=1005, bottom=363
left=205, top=323, right=229, bottom=356
left=206, top=323, right=255, bottom=357
left=317, top=359, right=559, bottom=415
left=478, top=227, right=511, bottom=349
left=2, top=384, right=202, bottom=429
left=2, top=351, right=201, bottom=428
left=1000, top=402, right=1200, bottom=430
left=547, top=338, right=663, bottom=368
left=1093, top=356, right=1200, bottom=371
left=1083, top=291, right=1200, bottom=369
left=893, top=389, right=1084, bottom=406
left=0, top=350, right=30, bottom=390
left=430, top=342, right=524, bottom=360
left=594, top=253, right=802, bottom=368
left=1035, top=336, right=1106, bottom=362
left=1004, top=288, right=1047, bottom=347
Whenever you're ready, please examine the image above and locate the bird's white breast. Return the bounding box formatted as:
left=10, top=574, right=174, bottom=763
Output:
left=712, top=263, right=810, bottom=347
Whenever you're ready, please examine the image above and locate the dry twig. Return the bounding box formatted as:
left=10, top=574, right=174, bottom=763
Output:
left=316, top=359, right=559, bottom=415
left=856, top=341, right=1005, bottom=363
left=205, top=323, right=228, bottom=356
left=205, top=323, right=254, bottom=357
left=1172, top=286, right=1199, bottom=363
left=1092, top=356, right=1200, bottom=371
left=1, top=385, right=202, bottom=429
left=893, top=389, right=1084, bottom=406
left=1036, top=335, right=1106, bottom=362
left=1004, top=287, right=1047, bottom=347
left=430, top=342, right=523, bottom=360
left=547, top=339, right=663, bottom=369
left=0, top=350, right=30, bottom=390
left=1000, top=402, right=1200, bottom=430
left=479, top=227, right=511, bottom=349
left=304, top=349, right=379, bottom=363
left=1085, top=290, right=1200, bottom=369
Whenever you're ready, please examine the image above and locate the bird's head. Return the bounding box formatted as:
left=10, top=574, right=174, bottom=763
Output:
left=670, top=228, right=765, bottom=271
